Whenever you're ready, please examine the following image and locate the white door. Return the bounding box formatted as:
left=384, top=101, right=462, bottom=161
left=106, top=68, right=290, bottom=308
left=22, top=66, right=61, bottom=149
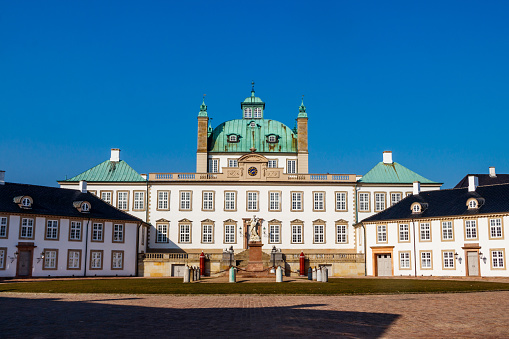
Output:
left=467, top=252, right=479, bottom=276
left=377, top=254, right=392, bottom=276
left=172, top=264, right=186, bottom=277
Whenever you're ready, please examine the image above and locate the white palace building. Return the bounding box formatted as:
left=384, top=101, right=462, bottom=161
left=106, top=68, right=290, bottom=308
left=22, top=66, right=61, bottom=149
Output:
left=59, top=87, right=444, bottom=277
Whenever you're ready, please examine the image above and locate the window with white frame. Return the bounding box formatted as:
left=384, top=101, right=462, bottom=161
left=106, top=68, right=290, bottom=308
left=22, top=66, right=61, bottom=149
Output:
left=335, top=192, right=346, bottom=211
left=247, top=192, right=258, bottom=211
left=68, top=250, right=80, bottom=269
left=442, top=221, right=453, bottom=240
left=101, top=191, right=112, bottom=204
left=268, top=159, right=277, bottom=168
left=375, top=193, right=386, bottom=211
left=421, top=251, right=432, bottom=268
left=269, top=224, right=280, bottom=243
left=225, top=192, right=236, bottom=211
left=202, top=191, right=214, bottom=210
left=90, top=251, right=102, bottom=269
left=158, top=191, right=169, bottom=210
left=314, top=224, right=325, bottom=243
left=249, top=121, right=256, bottom=128
left=117, top=192, right=128, bottom=210
left=443, top=251, right=455, bottom=268
left=134, top=191, right=145, bottom=210
left=92, top=223, right=103, bottom=241
left=292, top=192, right=302, bottom=211
left=287, top=160, right=296, bottom=174
left=202, top=224, right=213, bottom=243
left=179, top=224, right=191, bottom=243
left=412, top=204, right=421, bottom=213
left=468, top=200, right=478, bottom=209
left=420, top=223, right=430, bottom=241
left=269, top=192, right=280, bottom=211
left=0, top=217, right=7, bottom=237
left=228, top=135, right=238, bottom=143
left=113, top=224, right=124, bottom=242
left=377, top=225, right=387, bottom=243
left=112, top=251, right=123, bottom=269
left=336, top=224, right=347, bottom=243
left=399, top=224, right=409, bottom=241
left=46, top=220, right=59, bottom=239
left=208, top=158, right=219, bottom=173
left=44, top=250, right=57, bottom=269
left=267, top=135, right=277, bottom=143
left=492, top=250, right=505, bottom=268
left=244, top=107, right=252, bottom=118
left=359, top=193, right=369, bottom=212
left=21, top=197, right=32, bottom=208
left=156, top=224, right=169, bottom=243
left=314, top=192, right=324, bottom=211
left=490, top=219, right=503, bottom=238
left=292, top=224, right=303, bottom=243
left=225, top=224, right=235, bottom=243
left=465, top=220, right=477, bottom=239
left=391, top=193, right=402, bottom=206
left=228, top=159, right=238, bottom=167
left=20, top=218, right=34, bottom=238
left=0, top=248, right=5, bottom=269
left=180, top=191, right=192, bottom=210
left=254, top=107, right=262, bottom=118
left=70, top=221, right=81, bottom=240
left=400, top=252, right=410, bottom=269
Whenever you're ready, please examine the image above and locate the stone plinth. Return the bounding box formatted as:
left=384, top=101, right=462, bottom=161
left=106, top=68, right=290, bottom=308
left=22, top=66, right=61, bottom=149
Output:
left=246, top=241, right=264, bottom=272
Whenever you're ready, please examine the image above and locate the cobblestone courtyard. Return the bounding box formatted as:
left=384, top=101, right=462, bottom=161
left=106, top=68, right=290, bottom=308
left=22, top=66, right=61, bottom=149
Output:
left=1, top=291, right=508, bottom=338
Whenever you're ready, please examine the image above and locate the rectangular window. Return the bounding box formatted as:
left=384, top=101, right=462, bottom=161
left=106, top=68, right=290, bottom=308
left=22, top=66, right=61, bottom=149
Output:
left=269, top=192, right=280, bottom=211
left=287, top=160, right=296, bottom=174
left=291, top=192, right=303, bottom=211
left=421, top=251, right=432, bottom=269
left=492, top=250, right=505, bottom=268
left=269, top=224, right=280, bottom=243
left=20, top=218, right=34, bottom=239
left=268, top=159, right=278, bottom=168
left=336, top=224, right=347, bottom=243
left=490, top=218, right=503, bottom=239
left=224, top=224, right=236, bottom=243
left=92, top=223, right=103, bottom=242
left=90, top=251, right=103, bottom=270
left=43, top=249, right=58, bottom=269
left=465, top=220, right=477, bottom=239
left=179, top=224, right=191, bottom=243
left=0, top=217, right=7, bottom=237
left=68, top=250, right=81, bottom=270
left=45, top=220, right=59, bottom=240
left=208, top=158, right=219, bottom=173
left=443, top=251, right=455, bottom=269
left=228, top=159, right=238, bottom=167
left=399, top=224, right=409, bottom=242
left=375, top=193, right=386, bottom=211
left=70, top=221, right=82, bottom=241
left=202, top=191, right=214, bottom=211
left=117, top=191, right=128, bottom=210
left=113, top=224, right=124, bottom=242
left=158, top=191, right=169, bottom=210
left=156, top=224, right=169, bottom=243
left=225, top=192, right=236, bottom=211
left=112, top=251, right=123, bottom=270
left=313, top=192, right=325, bottom=211
left=400, top=252, right=411, bottom=269
left=133, top=191, right=145, bottom=210
left=391, top=193, right=402, bottom=206
left=377, top=225, right=387, bottom=243
left=442, top=221, right=453, bottom=240
left=101, top=191, right=112, bottom=204
left=420, top=223, right=431, bottom=241
left=180, top=191, right=192, bottom=210
left=335, top=192, right=347, bottom=211
left=247, top=191, right=258, bottom=211
left=202, top=224, right=213, bottom=243
left=358, top=193, right=370, bottom=212
left=314, top=224, right=325, bottom=243
left=292, top=224, right=303, bottom=243
left=0, top=248, right=5, bottom=269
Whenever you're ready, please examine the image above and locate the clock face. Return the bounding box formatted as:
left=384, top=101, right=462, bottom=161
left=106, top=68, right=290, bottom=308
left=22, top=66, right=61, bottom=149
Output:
left=248, top=166, right=258, bottom=176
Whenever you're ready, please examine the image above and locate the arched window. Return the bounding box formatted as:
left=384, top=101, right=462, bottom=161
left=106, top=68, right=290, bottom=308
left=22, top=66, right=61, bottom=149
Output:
left=22, top=197, right=31, bottom=207
left=81, top=202, right=90, bottom=212
left=244, top=108, right=252, bottom=118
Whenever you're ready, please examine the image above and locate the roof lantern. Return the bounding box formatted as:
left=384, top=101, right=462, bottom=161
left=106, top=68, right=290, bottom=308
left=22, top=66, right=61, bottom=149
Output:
left=198, top=95, right=208, bottom=117
left=241, top=81, right=265, bottom=119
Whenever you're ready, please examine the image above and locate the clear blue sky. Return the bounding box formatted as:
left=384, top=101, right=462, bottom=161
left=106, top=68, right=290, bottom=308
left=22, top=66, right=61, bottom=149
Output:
left=1, top=1, right=508, bottom=188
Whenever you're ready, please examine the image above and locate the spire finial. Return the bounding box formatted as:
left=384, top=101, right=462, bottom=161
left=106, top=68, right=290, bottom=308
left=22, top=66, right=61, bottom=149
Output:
left=298, top=94, right=307, bottom=117
left=251, top=80, right=255, bottom=91
left=199, top=94, right=208, bottom=117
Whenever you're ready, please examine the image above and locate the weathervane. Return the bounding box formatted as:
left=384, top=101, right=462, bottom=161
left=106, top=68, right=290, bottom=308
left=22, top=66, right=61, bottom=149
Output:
left=251, top=80, right=255, bottom=91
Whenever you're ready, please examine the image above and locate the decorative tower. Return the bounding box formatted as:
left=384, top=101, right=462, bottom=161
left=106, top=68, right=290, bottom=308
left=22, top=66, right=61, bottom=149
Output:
left=196, top=96, right=209, bottom=173
left=297, top=96, right=308, bottom=174
left=240, top=81, right=265, bottom=119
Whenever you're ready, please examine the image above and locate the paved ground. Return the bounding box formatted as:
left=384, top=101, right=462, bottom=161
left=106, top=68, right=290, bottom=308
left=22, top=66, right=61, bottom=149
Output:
left=1, top=291, right=508, bottom=338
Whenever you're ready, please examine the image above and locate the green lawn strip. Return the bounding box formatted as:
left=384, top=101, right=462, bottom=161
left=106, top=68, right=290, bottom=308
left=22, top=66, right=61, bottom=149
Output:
left=1, top=278, right=509, bottom=295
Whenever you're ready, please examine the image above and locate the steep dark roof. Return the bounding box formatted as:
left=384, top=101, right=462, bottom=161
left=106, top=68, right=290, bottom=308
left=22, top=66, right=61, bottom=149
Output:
left=455, top=174, right=509, bottom=188
left=0, top=182, right=142, bottom=222
left=362, top=183, right=509, bottom=222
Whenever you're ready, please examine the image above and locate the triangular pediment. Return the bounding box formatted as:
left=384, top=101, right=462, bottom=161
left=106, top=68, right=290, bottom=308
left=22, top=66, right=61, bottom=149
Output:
left=223, top=218, right=237, bottom=223
left=335, top=219, right=348, bottom=223
left=313, top=219, right=326, bottom=224
left=201, top=218, right=215, bottom=223
left=238, top=153, right=268, bottom=163
left=156, top=218, right=169, bottom=222
left=290, top=219, right=304, bottom=223
left=178, top=218, right=192, bottom=223
left=267, top=219, right=281, bottom=223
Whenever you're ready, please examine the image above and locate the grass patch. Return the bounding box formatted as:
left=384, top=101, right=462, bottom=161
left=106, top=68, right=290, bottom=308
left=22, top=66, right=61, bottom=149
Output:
left=1, top=278, right=509, bottom=295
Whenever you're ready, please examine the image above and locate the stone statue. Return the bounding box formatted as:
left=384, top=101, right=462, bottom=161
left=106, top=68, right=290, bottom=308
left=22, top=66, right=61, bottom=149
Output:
left=249, top=215, right=261, bottom=242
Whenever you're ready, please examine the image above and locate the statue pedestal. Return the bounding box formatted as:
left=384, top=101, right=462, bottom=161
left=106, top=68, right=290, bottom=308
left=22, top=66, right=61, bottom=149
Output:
left=246, top=241, right=264, bottom=272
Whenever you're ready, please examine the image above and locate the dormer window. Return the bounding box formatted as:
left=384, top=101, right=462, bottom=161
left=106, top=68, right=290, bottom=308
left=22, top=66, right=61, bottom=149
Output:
left=22, top=198, right=31, bottom=207
left=249, top=121, right=256, bottom=128
left=244, top=108, right=252, bottom=118
left=74, top=201, right=91, bottom=213
left=254, top=107, right=262, bottom=118
left=82, top=202, right=90, bottom=212
left=228, top=134, right=239, bottom=143
left=466, top=197, right=483, bottom=209
left=14, top=196, right=33, bottom=209
left=266, top=134, right=279, bottom=143
left=411, top=202, right=421, bottom=213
